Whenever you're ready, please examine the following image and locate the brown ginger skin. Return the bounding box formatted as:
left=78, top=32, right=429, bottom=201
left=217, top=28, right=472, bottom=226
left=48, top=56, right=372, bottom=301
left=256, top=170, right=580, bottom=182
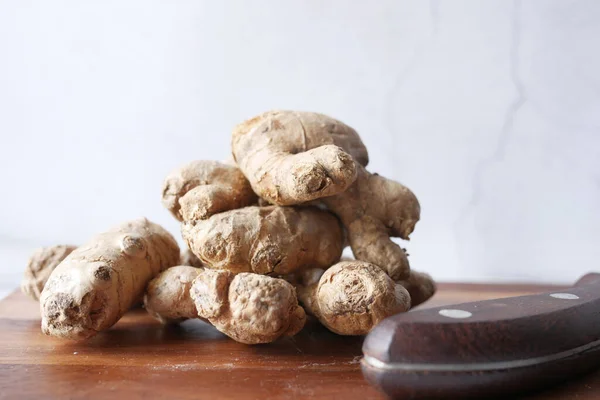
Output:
left=321, top=164, right=420, bottom=280
left=181, top=205, right=344, bottom=275
left=398, top=270, right=436, bottom=308
left=190, top=269, right=306, bottom=344
left=232, top=110, right=369, bottom=205
left=162, top=160, right=257, bottom=222
left=21, top=245, right=77, bottom=301
left=296, top=261, right=410, bottom=336
left=144, top=266, right=201, bottom=324
left=231, top=110, right=419, bottom=280
left=144, top=266, right=306, bottom=344
left=40, top=218, right=180, bottom=340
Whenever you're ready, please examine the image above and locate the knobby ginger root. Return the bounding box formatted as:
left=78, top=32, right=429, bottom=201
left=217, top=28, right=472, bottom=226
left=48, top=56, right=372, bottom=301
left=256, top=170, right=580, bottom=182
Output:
left=191, top=269, right=306, bottom=344
left=322, top=164, right=420, bottom=280
left=230, top=110, right=419, bottom=279
left=295, top=261, right=410, bottom=335
left=144, top=266, right=201, bottom=324
left=398, top=270, right=436, bottom=308
left=144, top=266, right=306, bottom=344
left=232, top=110, right=368, bottom=205
left=21, top=245, right=77, bottom=301
left=162, top=160, right=257, bottom=222
left=181, top=205, right=343, bottom=274
left=40, top=218, right=180, bottom=339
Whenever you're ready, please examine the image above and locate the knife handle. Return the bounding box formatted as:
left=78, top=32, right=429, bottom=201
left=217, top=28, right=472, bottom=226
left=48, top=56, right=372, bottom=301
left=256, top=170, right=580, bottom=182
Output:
left=362, top=273, right=600, bottom=399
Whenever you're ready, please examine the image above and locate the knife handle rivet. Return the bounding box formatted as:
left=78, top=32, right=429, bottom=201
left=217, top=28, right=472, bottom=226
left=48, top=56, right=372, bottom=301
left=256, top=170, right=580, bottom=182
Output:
left=438, top=309, right=473, bottom=319
left=550, top=293, right=579, bottom=300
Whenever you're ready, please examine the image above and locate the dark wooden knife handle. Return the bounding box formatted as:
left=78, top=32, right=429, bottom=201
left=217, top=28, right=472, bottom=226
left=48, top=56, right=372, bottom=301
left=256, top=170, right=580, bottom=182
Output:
left=362, top=273, right=600, bottom=399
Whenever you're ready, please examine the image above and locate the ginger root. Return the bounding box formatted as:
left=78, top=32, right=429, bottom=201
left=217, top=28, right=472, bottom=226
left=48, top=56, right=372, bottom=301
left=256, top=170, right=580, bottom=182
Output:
left=321, top=164, right=420, bottom=280
left=398, top=270, right=437, bottom=308
left=144, top=266, right=306, bottom=344
left=144, top=266, right=201, bottom=324
left=232, top=110, right=368, bottom=205
left=162, top=160, right=257, bottom=222
left=295, top=261, right=410, bottom=335
left=230, top=111, right=419, bottom=280
left=21, top=245, right=77, bottom=301
left=40, top=218, right=180, bottom=339
left=181, top=205, right=343, bottom=274
left=191, top=269, right=306, bottom=344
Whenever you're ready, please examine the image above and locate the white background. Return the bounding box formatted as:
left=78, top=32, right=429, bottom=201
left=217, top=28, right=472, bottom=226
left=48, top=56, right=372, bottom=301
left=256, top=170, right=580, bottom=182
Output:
left=1, top=0, right=599, bottom=296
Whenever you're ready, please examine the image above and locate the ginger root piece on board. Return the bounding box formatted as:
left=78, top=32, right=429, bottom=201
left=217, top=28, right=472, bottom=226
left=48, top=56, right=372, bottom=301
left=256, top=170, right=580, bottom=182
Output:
left=40, top=218, right=180, bottom=340
left=181, top=205, right=344, bottom=275
left=144, top=266, right=306, bottom=344
left=295, top=261, right=410, bottom=336
left=398, top=270, right=437, bottom=308
left=232, top=110, right=368, bottom=205
left=322, top=164, right=420, bottom=280
left=21, top=245, right=78, bottom=301
left=161, top=160, right=257, bottom=222
left=144, top=266, right=201, bottom=324
left=191, top=269, right=306, bottom=344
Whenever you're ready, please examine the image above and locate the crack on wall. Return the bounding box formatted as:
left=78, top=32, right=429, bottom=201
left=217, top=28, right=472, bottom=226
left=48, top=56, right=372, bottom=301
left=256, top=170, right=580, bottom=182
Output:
left=455, top=0, right=527, bottom=230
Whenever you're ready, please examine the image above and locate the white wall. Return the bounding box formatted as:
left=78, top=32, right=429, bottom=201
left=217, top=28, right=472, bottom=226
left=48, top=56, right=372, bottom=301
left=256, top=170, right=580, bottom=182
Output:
left=1, top=0, right=599, bottom=293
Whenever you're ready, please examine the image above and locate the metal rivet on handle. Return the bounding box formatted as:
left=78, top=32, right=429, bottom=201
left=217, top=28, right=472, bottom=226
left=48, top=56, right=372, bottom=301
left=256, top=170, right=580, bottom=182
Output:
left=439, top=309, right=473, bottom=319
left=550, top=293, right=579, bottom=300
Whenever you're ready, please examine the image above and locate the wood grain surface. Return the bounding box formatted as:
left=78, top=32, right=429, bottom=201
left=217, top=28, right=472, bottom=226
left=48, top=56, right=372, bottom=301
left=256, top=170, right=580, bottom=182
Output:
left=2, top=282, right=600, bottom=400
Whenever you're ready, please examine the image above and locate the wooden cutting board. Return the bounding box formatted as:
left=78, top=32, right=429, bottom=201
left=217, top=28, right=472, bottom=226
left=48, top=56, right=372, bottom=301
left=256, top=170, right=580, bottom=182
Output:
left=1, top=282, right=599, bottom=400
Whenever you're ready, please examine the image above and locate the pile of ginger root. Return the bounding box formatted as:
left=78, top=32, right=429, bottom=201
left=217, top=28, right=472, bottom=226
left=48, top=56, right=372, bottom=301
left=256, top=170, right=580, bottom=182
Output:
left=22, top=110, right=436, bottom=345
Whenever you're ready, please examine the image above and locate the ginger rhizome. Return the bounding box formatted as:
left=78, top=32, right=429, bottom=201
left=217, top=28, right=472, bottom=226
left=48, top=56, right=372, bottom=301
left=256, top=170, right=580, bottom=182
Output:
left=230, top=110, right=420, bottom=281
left=40, top=218, right=180, bottom=339
left=162, top=160, right=257, bottom=222
left=24, top=108, right=435, bottom=344
left=21, top=245, right=77, bottom=301
left=144, top=266, right=306, bottom=344
left=321, top=164, right=420, bottom=280
left=398, top=270, right=437, bottom=308
left=191, top=269, right=305, bottom=344
left=232, top=110, right=369, bottom=205
left=181, top=205, right=344, bottom=274
left=144, top=266, right=201, bottom=324
left=295, top=261, right=411, bottom=335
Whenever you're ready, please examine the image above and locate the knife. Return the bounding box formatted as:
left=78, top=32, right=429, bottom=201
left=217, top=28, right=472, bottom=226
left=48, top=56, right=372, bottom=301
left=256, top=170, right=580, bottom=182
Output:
left=362, top=273, right=600, bottom=399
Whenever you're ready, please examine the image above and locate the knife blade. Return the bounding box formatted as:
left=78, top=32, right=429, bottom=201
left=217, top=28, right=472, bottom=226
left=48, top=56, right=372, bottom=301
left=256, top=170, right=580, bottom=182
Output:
left=362, top=273, right=600, bottom=399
